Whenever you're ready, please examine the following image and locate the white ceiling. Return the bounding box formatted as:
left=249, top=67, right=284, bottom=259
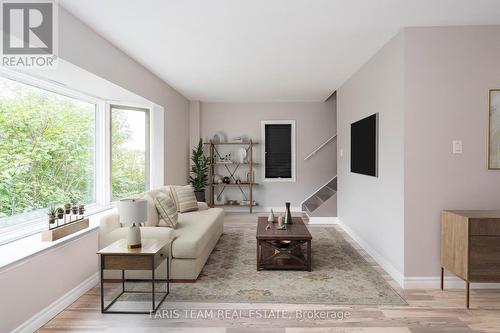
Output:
left=60, top=0, right=500, bottom=102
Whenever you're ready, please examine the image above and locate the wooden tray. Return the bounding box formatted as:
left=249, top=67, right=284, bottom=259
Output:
left=41, top=218, right=89, bottom=241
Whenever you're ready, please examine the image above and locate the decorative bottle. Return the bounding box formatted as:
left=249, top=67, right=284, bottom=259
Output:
left=284, top=202, right=293, bottom=224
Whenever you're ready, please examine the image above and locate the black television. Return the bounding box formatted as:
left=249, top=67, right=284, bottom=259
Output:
left=350, top=113, right=378, bottom=177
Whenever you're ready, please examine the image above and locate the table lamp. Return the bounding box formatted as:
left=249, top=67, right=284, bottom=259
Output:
left=117, top=199, right=147, bottom=249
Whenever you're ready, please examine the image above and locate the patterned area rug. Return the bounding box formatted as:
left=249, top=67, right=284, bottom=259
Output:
left=160, top=223, right=406, bottom=305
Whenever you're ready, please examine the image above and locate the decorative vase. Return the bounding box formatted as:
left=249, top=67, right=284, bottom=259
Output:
left=237, top=147, right=247, bottom=163
left=215, top=193, right=226, bottom=205
left=278, top=214, right=284, bottom=228
left=284, top=202, right=293, bottom=224
left=194, top=189, right=206, bottom=202
left=268, top=209, right=275, bottom=223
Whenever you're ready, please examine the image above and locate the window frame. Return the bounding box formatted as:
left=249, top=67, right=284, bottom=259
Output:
left=0, top=70, right=102, bottom=245
left=109, top=104, right=151, bottom=202
left=0, top=70, right=153, bottom=245
left=260, top=120, right=296, bottom=183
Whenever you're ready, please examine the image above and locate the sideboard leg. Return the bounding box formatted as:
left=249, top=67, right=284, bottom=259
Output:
left=466, top=282, right=470, bottom=309
left=440, top=267, right=444, bottom=290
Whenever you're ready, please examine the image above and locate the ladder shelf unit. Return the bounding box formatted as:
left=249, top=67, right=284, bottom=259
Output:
left=205, top=140, right=258, bottom=213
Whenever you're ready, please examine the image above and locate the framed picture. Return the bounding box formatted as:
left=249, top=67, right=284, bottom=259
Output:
left=489, top=89, right=500, bottom=169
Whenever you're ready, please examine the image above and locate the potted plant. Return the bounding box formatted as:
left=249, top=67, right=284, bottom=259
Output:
left=78, top=204, right=85, bottom=216
left=70, top=195, right=79, bottom=214
left=189, top=138, right=210, bottom=202
left=64, top=203, right=71, bottom=214
left=56, top=207, right=64, bottom=219
left=47, top=206, right=57, bottom=224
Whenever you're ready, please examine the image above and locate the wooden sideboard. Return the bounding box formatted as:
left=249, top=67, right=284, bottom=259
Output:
left=441, top=210, right=500, bottom=308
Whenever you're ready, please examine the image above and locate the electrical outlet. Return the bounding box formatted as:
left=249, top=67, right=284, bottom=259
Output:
left=452, top=140, right=462, bottom=154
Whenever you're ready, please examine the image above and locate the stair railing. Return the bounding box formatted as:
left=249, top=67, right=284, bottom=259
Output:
left=304, top=134, right=337, bottom=160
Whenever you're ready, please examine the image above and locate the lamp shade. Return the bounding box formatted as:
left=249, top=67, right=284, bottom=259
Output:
left=117, top=199, right=147, bottom=225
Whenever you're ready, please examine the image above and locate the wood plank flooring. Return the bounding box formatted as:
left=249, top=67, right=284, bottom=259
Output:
left=39, top=213, right=500, bottom=333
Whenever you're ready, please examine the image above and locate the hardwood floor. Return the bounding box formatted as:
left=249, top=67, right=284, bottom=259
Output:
left=39, top=213, right=500, bottom=333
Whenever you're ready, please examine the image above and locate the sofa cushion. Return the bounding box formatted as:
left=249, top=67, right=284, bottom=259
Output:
left=171, top=185, right=198, bottom=213
left=155, top=192, right=178, bottom=228
left=171, top=208, right=224, bottom=259
left=148, top=186, right=171, bottom=200
left=197, top=202, right=208, bottom=210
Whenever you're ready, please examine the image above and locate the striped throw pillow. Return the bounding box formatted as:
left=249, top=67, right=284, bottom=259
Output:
left=154, top=192, right=178, bottom=228
left=171, top=185, right=198, bottom=213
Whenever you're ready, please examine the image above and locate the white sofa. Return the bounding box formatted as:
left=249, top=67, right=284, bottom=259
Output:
left=99, top=186, right=224, bottom=280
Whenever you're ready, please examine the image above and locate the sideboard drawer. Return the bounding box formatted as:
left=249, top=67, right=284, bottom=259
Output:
left=470, top=219, right=500, bottom=236
left=469, top=236, right=500, bottom=282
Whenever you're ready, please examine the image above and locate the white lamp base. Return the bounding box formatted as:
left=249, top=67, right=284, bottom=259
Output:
left=127, top=223, right=142, bottom=249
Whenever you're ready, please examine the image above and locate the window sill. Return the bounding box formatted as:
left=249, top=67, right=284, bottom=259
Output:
left=0, top=208, right=114, bottom=272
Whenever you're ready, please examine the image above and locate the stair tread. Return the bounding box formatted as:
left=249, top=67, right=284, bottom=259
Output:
left=302, top=176, right=337, bottom=215
left=305, top=202, right=319, bottom=212
left=316, top=193, right=331, bottom=201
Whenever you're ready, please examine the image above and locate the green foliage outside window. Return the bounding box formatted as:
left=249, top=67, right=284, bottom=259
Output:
left=0, top=77, right=147, bottom=228
left=111, top=108, right=147, bottom=200
left=0, top=78, right=95, bottom=225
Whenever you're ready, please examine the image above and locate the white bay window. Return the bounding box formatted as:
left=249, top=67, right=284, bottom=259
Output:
left=0, top=74, right=151, bottom=244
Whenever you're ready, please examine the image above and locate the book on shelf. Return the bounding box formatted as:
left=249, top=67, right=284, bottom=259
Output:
left=240, top=200, right=258, bottom=206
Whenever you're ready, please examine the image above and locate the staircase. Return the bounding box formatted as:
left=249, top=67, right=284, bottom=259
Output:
left=301, top=176, right=337, bottom=224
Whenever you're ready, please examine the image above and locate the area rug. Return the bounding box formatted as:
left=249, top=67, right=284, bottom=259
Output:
left=143, top=223, right=406, bottom=305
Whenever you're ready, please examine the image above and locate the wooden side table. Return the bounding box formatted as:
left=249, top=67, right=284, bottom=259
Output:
left=97, top=239, right=170, bottom=314
left=441, top=210, right=500, bottom=308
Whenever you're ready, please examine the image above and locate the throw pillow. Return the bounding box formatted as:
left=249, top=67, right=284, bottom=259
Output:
left=154, top=192, right=178, bottom=228
left=170, top=185, right=198, bottom=213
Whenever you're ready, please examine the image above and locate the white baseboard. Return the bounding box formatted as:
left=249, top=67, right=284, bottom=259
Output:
left=336, top=219, right=500, bottom=290
left=404, top=276, right=500, bottom=289
left=12, top=272, right=99, bottom=333
left=336, top=219, right=404, bottom=288
left=308, top=216, right=338, bottom=225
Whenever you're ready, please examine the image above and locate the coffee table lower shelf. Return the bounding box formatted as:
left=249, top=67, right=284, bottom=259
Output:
left=257, top=239, right=311, bottom=271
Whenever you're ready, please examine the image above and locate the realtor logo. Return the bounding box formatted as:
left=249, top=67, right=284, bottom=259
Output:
left=1, top=0, right=58, bottom=68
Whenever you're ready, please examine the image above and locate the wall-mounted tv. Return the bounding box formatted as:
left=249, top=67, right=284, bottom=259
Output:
left=350, top=113, right=378, bottom=177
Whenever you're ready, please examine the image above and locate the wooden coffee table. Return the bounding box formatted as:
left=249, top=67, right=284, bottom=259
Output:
left=256, top=216, right=312, bottom=271
left=97, top=239, right=169, bottom=314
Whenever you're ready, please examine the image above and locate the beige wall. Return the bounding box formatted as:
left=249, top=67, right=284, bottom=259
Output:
left=199, top=100, right=337, bottom=208
left=338, top=26, right=500, bottom=285
left=337, top=32, right=405, bottom=281
left=0, top=231, right=98, bottom=332
left=59, top=8, right=190, bottom=185
left=404, top=26, right=500, bottom=278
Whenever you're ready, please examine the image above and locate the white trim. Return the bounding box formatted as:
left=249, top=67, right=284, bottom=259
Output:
left=404, top=276, right=500, bottom=289
left=308, top=216, right=338, bottom=225
left=337, top=218, right=404, bottom=288
left=0, top=208, right=113, bottom=271
left=260, top=120, right=296, bottom=183
left=0, top=67, right=102, bottom=105
left=11, top=272, right=99, bottom=333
